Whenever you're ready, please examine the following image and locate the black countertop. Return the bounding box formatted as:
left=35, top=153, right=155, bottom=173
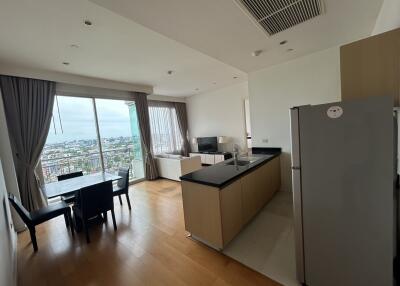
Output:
left=190, top=151, right=231, bottom=155
left=180, top=151, right=281, bottom=188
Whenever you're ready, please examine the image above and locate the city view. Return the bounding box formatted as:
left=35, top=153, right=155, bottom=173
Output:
left=41, top=136, right=143, bottom=183
left=40, top=96, right=144, bottom=183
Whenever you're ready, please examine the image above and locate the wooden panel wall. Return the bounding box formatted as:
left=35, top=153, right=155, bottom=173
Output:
left=340, top=28, right=400, bottom=105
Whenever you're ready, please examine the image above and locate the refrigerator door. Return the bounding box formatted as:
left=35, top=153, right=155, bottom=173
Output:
left=290, top=107, right=305, bottom=284
left=298, top=96, right=394, bottom=286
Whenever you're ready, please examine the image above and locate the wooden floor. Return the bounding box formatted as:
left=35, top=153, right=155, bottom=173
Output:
left=17, top=179, right=281, bottom=286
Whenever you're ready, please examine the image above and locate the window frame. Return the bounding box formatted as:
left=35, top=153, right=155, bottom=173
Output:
left=39, top=94, right=146, bottom=185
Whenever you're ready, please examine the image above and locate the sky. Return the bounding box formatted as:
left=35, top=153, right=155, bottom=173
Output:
left=46, top=96, right=133, bottom=144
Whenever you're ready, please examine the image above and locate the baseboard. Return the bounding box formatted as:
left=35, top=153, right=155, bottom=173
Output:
left=129, top=178, right=145, bottom=185
left=12, top=229, right=17, bottom=286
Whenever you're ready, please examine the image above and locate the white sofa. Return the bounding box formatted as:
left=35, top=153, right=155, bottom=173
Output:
left=155, top=154, right=202, bottom=181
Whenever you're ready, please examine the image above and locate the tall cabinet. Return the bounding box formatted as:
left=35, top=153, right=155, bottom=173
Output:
left=340, top=28, right=400, bottom=105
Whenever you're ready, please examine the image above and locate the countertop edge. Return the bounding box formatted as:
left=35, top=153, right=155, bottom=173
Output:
left=180, top=153, right=281, bottom=189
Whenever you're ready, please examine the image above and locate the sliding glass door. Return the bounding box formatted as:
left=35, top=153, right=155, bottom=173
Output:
left=41, top=95, right=144, bottom=183
left=95, top=98, right=144, bottom=181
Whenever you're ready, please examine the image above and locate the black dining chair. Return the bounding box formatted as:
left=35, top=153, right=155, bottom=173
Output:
left=72, top=181, right=117, bottom=243
left=57, top=171, right=83, bottom=204
left=113, top=167, right=131, bottom=210
left=8, top=193, right=73, bottom=252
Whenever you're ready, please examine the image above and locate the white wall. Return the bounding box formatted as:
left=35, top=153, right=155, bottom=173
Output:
left=249, top=47, right=341, bottom=192
left=186, top=82, right=249, bottom=152
left=372, top=0, right=400, bottom=35
left=0, top=160, right=17, bottom=286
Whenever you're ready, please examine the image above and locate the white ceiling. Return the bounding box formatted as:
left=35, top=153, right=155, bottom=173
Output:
left=0, top=0, right=384, bottom=97
left=91, top=0, right=383, bottom=72
left=0, top=0, right=246, bottom=97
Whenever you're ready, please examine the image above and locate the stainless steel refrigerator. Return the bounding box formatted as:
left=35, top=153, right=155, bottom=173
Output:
left=290, top=96, right=396, bottom=286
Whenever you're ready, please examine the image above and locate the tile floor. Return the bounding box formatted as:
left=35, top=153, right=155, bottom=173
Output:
left=223, top=191, right=300, bottom=286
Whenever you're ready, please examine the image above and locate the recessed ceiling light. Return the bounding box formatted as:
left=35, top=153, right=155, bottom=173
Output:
left=167, top=70, right=173, bottom=75
left=195, top=88, right=199, bottom=91
left=84, top=19, right=93, bottom=26
left=287, top=48, right=294, bottom=52
left=252, top=50, right=263, bottom=57
left=70, top=44, right=79, bottom=48
left=233, top=76, right=238, bottom=79
left=280, top=40, right=288, bottom=45
left=62, top=62, right=70, bottom=66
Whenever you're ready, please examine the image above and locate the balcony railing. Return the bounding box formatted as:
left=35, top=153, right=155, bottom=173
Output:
left=41, top=147, right=144, bottom=183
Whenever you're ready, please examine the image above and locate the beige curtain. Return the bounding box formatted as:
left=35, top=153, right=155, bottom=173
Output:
left=134, top=92, right=159, bottom=180
left=174, top=102, right=191, bottom=156
left=0, top=75, right=55, bottom=211
left=148, top=100, right=182, bottom=155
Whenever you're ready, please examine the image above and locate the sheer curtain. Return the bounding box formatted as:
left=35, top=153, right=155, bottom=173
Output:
left=174, top=102, right=191, bottom=156
left=148, top=101, right=183, bottom=155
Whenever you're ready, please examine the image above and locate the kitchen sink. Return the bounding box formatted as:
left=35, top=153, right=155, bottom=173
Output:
left=244, top=157, right=261, bottom=163
left=226, top=160, right=251, bottom=166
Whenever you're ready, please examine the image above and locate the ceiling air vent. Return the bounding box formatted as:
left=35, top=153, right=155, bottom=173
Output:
left=238, top=0, right=324, bottom=36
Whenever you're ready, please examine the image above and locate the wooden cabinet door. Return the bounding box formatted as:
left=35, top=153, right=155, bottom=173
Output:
left=241, top=158, right=282, bottom=224
left=181, top=181, right=223, bottom=249
left=220, top=180, right=243, bottom=246
left=340, top=28, right=400, bottom=105
left=270, top=157, right=281, bottom=195
left=241, top=171, right=258, bottom=224
left=253, top=165, right=268, bottom=211
left=258, top=163, right=272, bottom=206
left=260, top=157, right=280, bottom=204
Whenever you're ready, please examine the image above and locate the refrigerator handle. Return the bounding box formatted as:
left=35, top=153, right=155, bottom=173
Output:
left=290, top=107, right=305, bottom=284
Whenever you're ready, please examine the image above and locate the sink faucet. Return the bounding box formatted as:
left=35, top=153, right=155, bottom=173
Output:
left=232, top=144, right=240, bottom=162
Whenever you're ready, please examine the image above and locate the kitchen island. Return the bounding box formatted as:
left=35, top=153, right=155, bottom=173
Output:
left=180, top=151, right=281, bottom=250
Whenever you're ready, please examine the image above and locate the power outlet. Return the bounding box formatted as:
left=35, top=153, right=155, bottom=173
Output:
left=262, top=138, right=269, bottom=143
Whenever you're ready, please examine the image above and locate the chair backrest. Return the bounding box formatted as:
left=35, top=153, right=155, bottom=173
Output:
left=57, top=171, right=83, bottom=181
left=7, top=193, right=31, bottom=224
left=117, top=167, right=129, bottom=190
left=75, top=181, right=113, bottom=219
